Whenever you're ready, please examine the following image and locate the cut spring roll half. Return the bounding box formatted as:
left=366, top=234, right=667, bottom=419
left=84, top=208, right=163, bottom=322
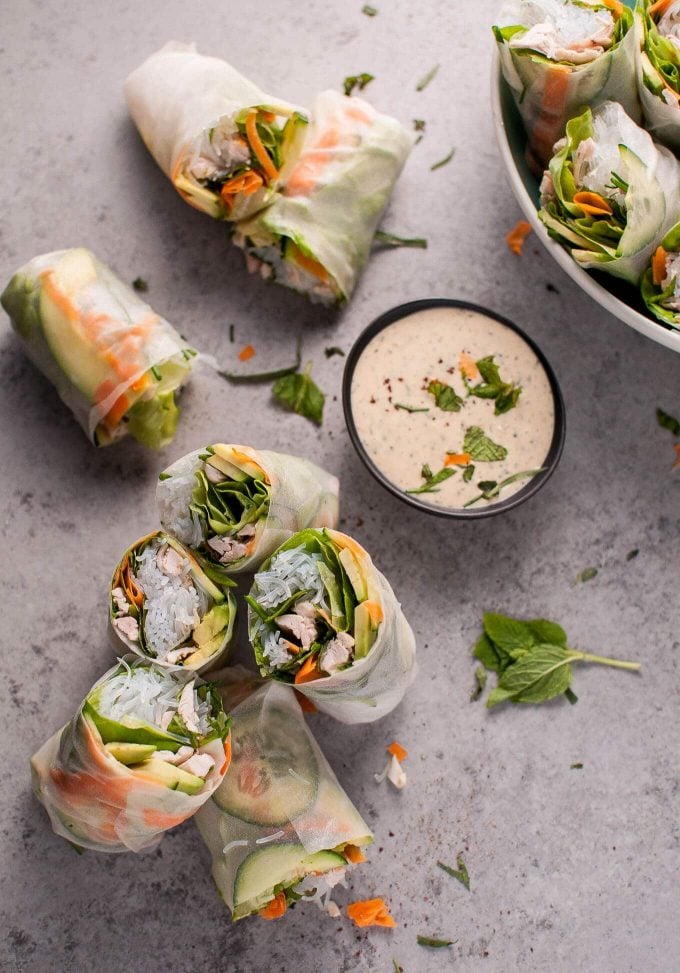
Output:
left=233, top=89, right=413, bottom=305
left=1, top=248, right=195, bottom=447
left=247, top=528, right=417, bottom=723
left=124, top=42, right=308, bottom=221
left=110, top=531, right=237, bottom=671
left=31, top=659, right=231, bottom=853
left=194, top=683, right=372, bottom=920
left=641, top=220, right=680, bottom=327
left=156, top=444, right=339, bottom=575
left=638, top=0, right=680, bottom=151
left=538, top=101, right=680, bottom=284
left=494, top=0, right=639, bottom=166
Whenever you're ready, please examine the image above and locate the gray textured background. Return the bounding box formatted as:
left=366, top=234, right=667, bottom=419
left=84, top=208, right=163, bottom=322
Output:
left=2, top=1, right=679, bottom=971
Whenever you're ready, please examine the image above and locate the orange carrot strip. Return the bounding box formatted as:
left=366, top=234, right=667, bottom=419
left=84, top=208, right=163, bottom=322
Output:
left=220, top=170, right=264, bottom=202
left=573, top=191, right=613, bottom=217
left=238, top=344, right=256, bottom=362
left=444, top=452, right=472, bottom=467
left=652, top=246, right=668, bottom=286
left=459, top=352, right=479, bottom=381
left=289, top=245, right=330, bottom=283
left=532, top=64, right=572, bottom=164
left=260, top=892, right=287, bottom=920
left=294, top=655, right=323, bottom=684
left=260, top=110, right=276, bottom=123
left=505, top=220, right=532, bottom=256
left=601, top=0, right=623, bottom=16
left=344, top=844, right=367, bottom=864
left=347, top=898, right=396, bottom=929
left=294, top=690, right=318, bottom=714
left=673, top=443, right=680, bottom=470
left=221, top=734, right=232, bottom=776
left=649, top=0, right=675, bottom=17
left=245, top=110, right=279, bottom=183
left=387, top=742, right=408, bottom=762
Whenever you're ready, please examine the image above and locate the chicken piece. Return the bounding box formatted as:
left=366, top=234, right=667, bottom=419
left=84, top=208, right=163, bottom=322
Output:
left=293, top=601, right=318, bottom=619
left=111, top=587, right=129, bottom=615
left=204, top=462, right=226, bottom=484
left=320, top=632, right=355, bottom=674
left=206, top=535, right=249, bottom=563
left=114, top=615, right=139, bottom=642
left=156, top=543, right=185, bottom=577
left=275, top=613, right=319, bottom=651
left=178, top=752, right=215, bottom=778
left=154, top=745, right=194, bottom=765
left=237, top=523, right=257, bottom=539
left=165, top=646, right=194, bottom=665
left=178, top=681, right=200, bottom=733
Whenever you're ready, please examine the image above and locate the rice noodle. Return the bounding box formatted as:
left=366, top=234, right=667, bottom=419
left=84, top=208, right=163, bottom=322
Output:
left=134, top=539, right=206, bottom=659
left=97, top=664, right=211, bottom=736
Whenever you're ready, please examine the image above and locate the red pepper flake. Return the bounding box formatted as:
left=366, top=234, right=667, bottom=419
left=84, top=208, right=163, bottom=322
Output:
left=238, top=344, right=256, bottom=362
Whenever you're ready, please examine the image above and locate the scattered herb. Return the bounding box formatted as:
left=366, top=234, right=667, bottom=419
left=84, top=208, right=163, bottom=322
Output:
left=413, top=119, right=426, bottom=132
left=577, top=567, right=598, bottom=583
left=362, top=3, right=378, bottom=14
left=473, top=611, right=640, bottom=709
left=430, top=147, right=455, bottom=171
left=343, top=72, right=374, bottom=96
left=229, top=323, right=235, bottom=343
left=132, top=277, right=148, bottom=292
left=427, top=379, right=463, bottom=412
left=374, top=230, right=428, bottom=249
left=468, top=355, right=522, bottom=414
left=406, top=464, right=456, bottom=494
left=626, top=548, right=639, bottom=561
left=395, top=402, right=429, bottom=413
left=218, top=338, right=301, bottom=384
left=392, top=962, right=403, bottom=973
left=470, top=666, right=487, bottom=701
left=656, top=407, right=680, bottom=436
left=272, top=361, right=325, bottom=426
left=150, top=365, right=162, bottom=381
left=415, top=63, right=440, bottom=91
left=608, top=171, right=628, bottom=194
left=438, top=855, right=470, bottom=890
left=463, top=468, right=544, bottom=507
left=417, top=936, right=455, bottom=948
left=564, top=687, right=579, bottom=705
left=571, top=762, right=584, bottom=769
left=462, top=464, right=475, bottom=482
left=463, top=425, right=508, bottom=462
left=158, top=472, right=172, bottom=481
left=324, top=346, right=345, bottom=358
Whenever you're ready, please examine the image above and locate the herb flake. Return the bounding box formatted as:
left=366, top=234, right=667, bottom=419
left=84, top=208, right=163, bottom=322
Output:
left=463, top=468, right=544, bottom=507
left=362, top=3, right=378, bottom=14
left=415, top=64, right=440, bottom=91
left=470, top=666, right=487, bottom=702
left=343, top=72, right=374, bottom=96
left=427, top=379, right=463, bottom=412
left=656, top=407, right=680, bottom=436
left=626, top=548, right=639, bottom=561
left=406, top=464, right=456, bottom=494
left=272, top=361, right=325, bottom=425
left=438, top=855, right=470, bottom=890
left=430, top=147, right=455, bottom=171
left=571, top=762, right=584, bottom=769
left=395, top=402, right=429, bottom=413
left=132, top=277, right=148, bottom=292
left=219, top=338, right=301, bottom=384
left=373, top=230, right=428, bottom=250
left=417, top=935, right=455, bottom=948
left=324, top=346, right=345, bottom=358
left=463, top=425, right=508, bottom=462
left=577, top=567, right=598, bottom=583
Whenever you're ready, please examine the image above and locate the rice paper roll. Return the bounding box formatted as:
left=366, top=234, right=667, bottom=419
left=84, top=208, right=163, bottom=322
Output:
left=637, top=1, right=680, bottom=152
left=538, top=100, right=680, bottom=284
left=494, top=0, right=639, bottom=167
left=247, top=528, right=417, bottom=723
left=31, top=659, right=232, bottom=853
left=194, top=682, right=372, bottom=920
left=124, top=42, right=308, bottom=222
left=233, top=89, right=413, bottom=305
left=110, top=531, right=237, bottom=672
left=156, top=443, right=339, bottom=575
left=641, top=220, right=680, bottom=327
left=1, top=248, right=195, bottom=448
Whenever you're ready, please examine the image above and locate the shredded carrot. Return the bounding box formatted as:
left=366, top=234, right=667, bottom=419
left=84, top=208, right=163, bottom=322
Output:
left=573, top=191, right=613, bottom=217
left=459, top=351, right=479, bottom=381
left=673, top=443, right=680, bottom=470
left=387, top=742, right=408, bottom=762
left=601, top=0, right=623, bottom=15
left=220, top=170, right=264, bottom=204
left=259, top=892, right=287, bottom=920
left=652, top=246, right=668, bottom=286
left=531, top=64, right=572, bottom=164
left=444, top=452, right=472, bottom=467
left=344, top=844, right=367, bottom=864
left=649, top=0, right=675, bottom=17
left=220, top=734, right=232, bottom=776
left=295, top=690, right=318, bottom=714
left=238, top=344, right=256, bottom=362
left=245, top=110, right=279, bottom=183
left=294, top=655, right=323, bottom=684
left=289, top=245, right=330, bottom=283
left=505, top=220, right=532, bottom=256
left=346, top=898, right=396, bottom=929
left=260, top=110, right=276, bottom=123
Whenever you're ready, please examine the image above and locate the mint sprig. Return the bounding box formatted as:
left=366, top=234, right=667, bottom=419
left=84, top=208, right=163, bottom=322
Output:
left=427, top=379, right=463, bottom=412
left=468, top=355, right=522, bottom=414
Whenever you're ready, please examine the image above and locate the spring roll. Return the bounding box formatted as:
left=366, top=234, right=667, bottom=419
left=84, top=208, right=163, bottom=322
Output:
left=641, top=221, right=680, bottom=328
left=494, top=0, right=639, bottom=166
left=233, top=89, right=413, bottom=305
left=194, top=683, right=372, bottom=920
left=538, top=100, right=680, bottom=284
left=124, top=42, right=308, bottom=222
left=31, top=659, right=231, bottom=853
left=1, top=248, right=195, bottom=447
left=638, top=0, right=680, bottom=152
left=156, top=444, right=339, bottom=575
left=110, top=531, right=237, bottom=671
left=247, top=528, right=417, bottom=723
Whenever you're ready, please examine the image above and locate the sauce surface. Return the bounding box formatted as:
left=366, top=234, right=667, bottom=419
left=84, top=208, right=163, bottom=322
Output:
left=350, top=306, right=556, bottom=510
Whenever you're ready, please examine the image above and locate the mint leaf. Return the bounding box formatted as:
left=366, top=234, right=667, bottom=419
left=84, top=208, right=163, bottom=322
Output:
left=437, top=854, right=470, bottom=890
left=473, top=632, right=507, bottom=673
left=343, top=72, right=374, bottom=96
left=427, top=380, right=463, bottom=412
left=462, top=464, right=475, bottom=482
left=483, top=612, right=535, bottom=656
left=417, top=936, right=455, bottom=948
left=406, top=464, right=455, bottom=494
left=486, top=645, right=573, bottom=708
left=464, top=426, right=508, bottom=462
left=469, top=355, right=522, bottom=414
left=476, top=355, right=502, bottom=386
left=470, top=666, right=487, bottom=701
left=656, top=407, right=680, bottom=436
left=527, top=619, right=567, bottom=646
left=272, top=362, right=325, bottom=425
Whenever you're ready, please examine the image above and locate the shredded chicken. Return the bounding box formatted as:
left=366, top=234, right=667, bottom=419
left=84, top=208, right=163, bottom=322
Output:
left=178, top=752, right=215, bottom=778
left=156, top=543, right=185, bottom=577
left=165, top=646, right=195, bottom=665
left=661, top=252, right=680, bottom=310
left=275, top=612, right=319, bottom=651
left=507, top=1, right=614, bottom=64
left=204, top=462, right=226, bottom=484
left=111, top=587, right=129, bottom=614
left=320, top=632, right=355, bottom=674
left=155, top=745, right=194, bottom=765
left=114, top=615, right=139, bottom=642
left=207, top=535, right=249, bottom=563
left=178, top=681, right=200, bottom=733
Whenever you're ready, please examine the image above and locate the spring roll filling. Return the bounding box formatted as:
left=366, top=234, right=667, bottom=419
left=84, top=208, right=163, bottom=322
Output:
left=504, top=0, right=616, bottom=63
left=233, top=230, right=340, bottom=304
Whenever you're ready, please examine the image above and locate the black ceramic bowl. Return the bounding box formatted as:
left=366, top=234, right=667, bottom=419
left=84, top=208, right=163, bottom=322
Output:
left=342, top=298, right=566, bottom=519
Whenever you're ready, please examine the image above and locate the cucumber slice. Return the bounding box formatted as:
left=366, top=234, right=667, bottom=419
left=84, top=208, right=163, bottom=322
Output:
left=213, top=704, right=318, bottom=825
left=233, top=843, right=345, bottom=919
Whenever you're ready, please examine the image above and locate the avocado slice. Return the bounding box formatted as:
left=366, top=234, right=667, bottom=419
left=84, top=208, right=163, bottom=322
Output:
left=164, top=535, right=224, bottom=602
left=212, top=444, right=265, bottom=479
left=83, top=699, right=187, bottom=752
left=192, top=602, right=233, bottom=646
left=134, top=757, right=205, bottom=795
left=181, top=632, right=226, bottom=670
left=339, top=548, right=368, bottom=602
left=353, top=601, right=383, bottom=660
left=104, top=742, right=157, bottom=765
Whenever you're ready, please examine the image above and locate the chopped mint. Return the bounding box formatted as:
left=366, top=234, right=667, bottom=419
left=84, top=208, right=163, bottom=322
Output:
left=343, top=73, right=374, bottom=96
left=430, top=147, right=455, bottom=171
left=577, top=567, right=598, bottom=583
left=463, top=426, right=508, bottom=462
left=656, top=407, right=680, bottom=436
left=415, top=64, right=439, bottom=91
left=437, top=854, right=470, bottom=890
left=272, top=362, right=325, bottom=426
left=362, top=4, right=378, bottom=14
left=395, top=402, right=429, bottom=413
left=406, top=464, right=456, bottom=494
left=427, top=379, right=463, bottom=412
left=132, top=277, right=148, bottom=292
left=324, top=346, right=345, bottom=358
left=374, top=230, right=428, bottom=250
left=417, top=935, right=455, bottom=948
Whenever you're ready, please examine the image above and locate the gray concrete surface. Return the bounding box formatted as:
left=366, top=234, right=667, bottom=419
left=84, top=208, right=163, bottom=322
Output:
left=1, top=1, right=679, bottom=971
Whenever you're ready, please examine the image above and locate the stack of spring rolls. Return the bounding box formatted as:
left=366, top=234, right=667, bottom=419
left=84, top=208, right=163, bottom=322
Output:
left=32, top=442, right=417, bottom=922
left=494, top=0, right=680, bottom=331
left=124, top=42, right=413, bottom=305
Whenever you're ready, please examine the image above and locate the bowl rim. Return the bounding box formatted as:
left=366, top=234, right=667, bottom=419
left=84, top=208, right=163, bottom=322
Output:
left=490, top=52, right=680, bottom=354
left=342, top=297, right=566, bottom=520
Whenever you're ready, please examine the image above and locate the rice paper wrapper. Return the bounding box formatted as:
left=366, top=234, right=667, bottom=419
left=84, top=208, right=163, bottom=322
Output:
left=0, top=248, right=194, bottom=446
left=194, top=683, right=372, bottom=917
left=156, top=444, right=339, bottom=574
left=495, top=0, right=640, bottom=167
left=236, top=89, right=413, bottom=302
left=637, top=6, right=680, bottom=153
left=30, top=662, right=231, bottom=854
left=640, top=219, right=680, bottom=328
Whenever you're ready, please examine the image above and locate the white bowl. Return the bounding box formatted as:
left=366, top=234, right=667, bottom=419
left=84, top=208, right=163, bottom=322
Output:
left=491, top=56, right=680, bottom=354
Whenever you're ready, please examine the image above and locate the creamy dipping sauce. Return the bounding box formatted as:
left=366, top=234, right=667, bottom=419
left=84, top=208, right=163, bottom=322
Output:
left=349, top=306, right=556, bottom=511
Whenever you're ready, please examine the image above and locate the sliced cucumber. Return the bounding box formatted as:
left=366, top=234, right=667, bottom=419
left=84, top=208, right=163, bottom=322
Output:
left=233, top=843, right=345, bottom=919
left=213, top=704, right=318, bottom=825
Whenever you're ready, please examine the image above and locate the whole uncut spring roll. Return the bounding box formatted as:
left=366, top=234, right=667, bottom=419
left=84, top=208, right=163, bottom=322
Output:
left=156, top=444, right=339, bottom=575
left=538, top=100, right=680, bottom=284
left=641, top=221, right=680, bottom=327
left=247, top=528, right=417, bottom=723
left=637, top=0, right=680, bottom=152
left=194, top=683, right=372, bottom=920
left=31, top=660, right=232, bottom=853
left=494, top=0, right=639, bottom=167
left=124, top=42, right=308, bottom=221
left=110, top=531, right=237, bottom=671
left=1, top=248, right=195, bottom=447
left=233, top=89, right=413, bottom=305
